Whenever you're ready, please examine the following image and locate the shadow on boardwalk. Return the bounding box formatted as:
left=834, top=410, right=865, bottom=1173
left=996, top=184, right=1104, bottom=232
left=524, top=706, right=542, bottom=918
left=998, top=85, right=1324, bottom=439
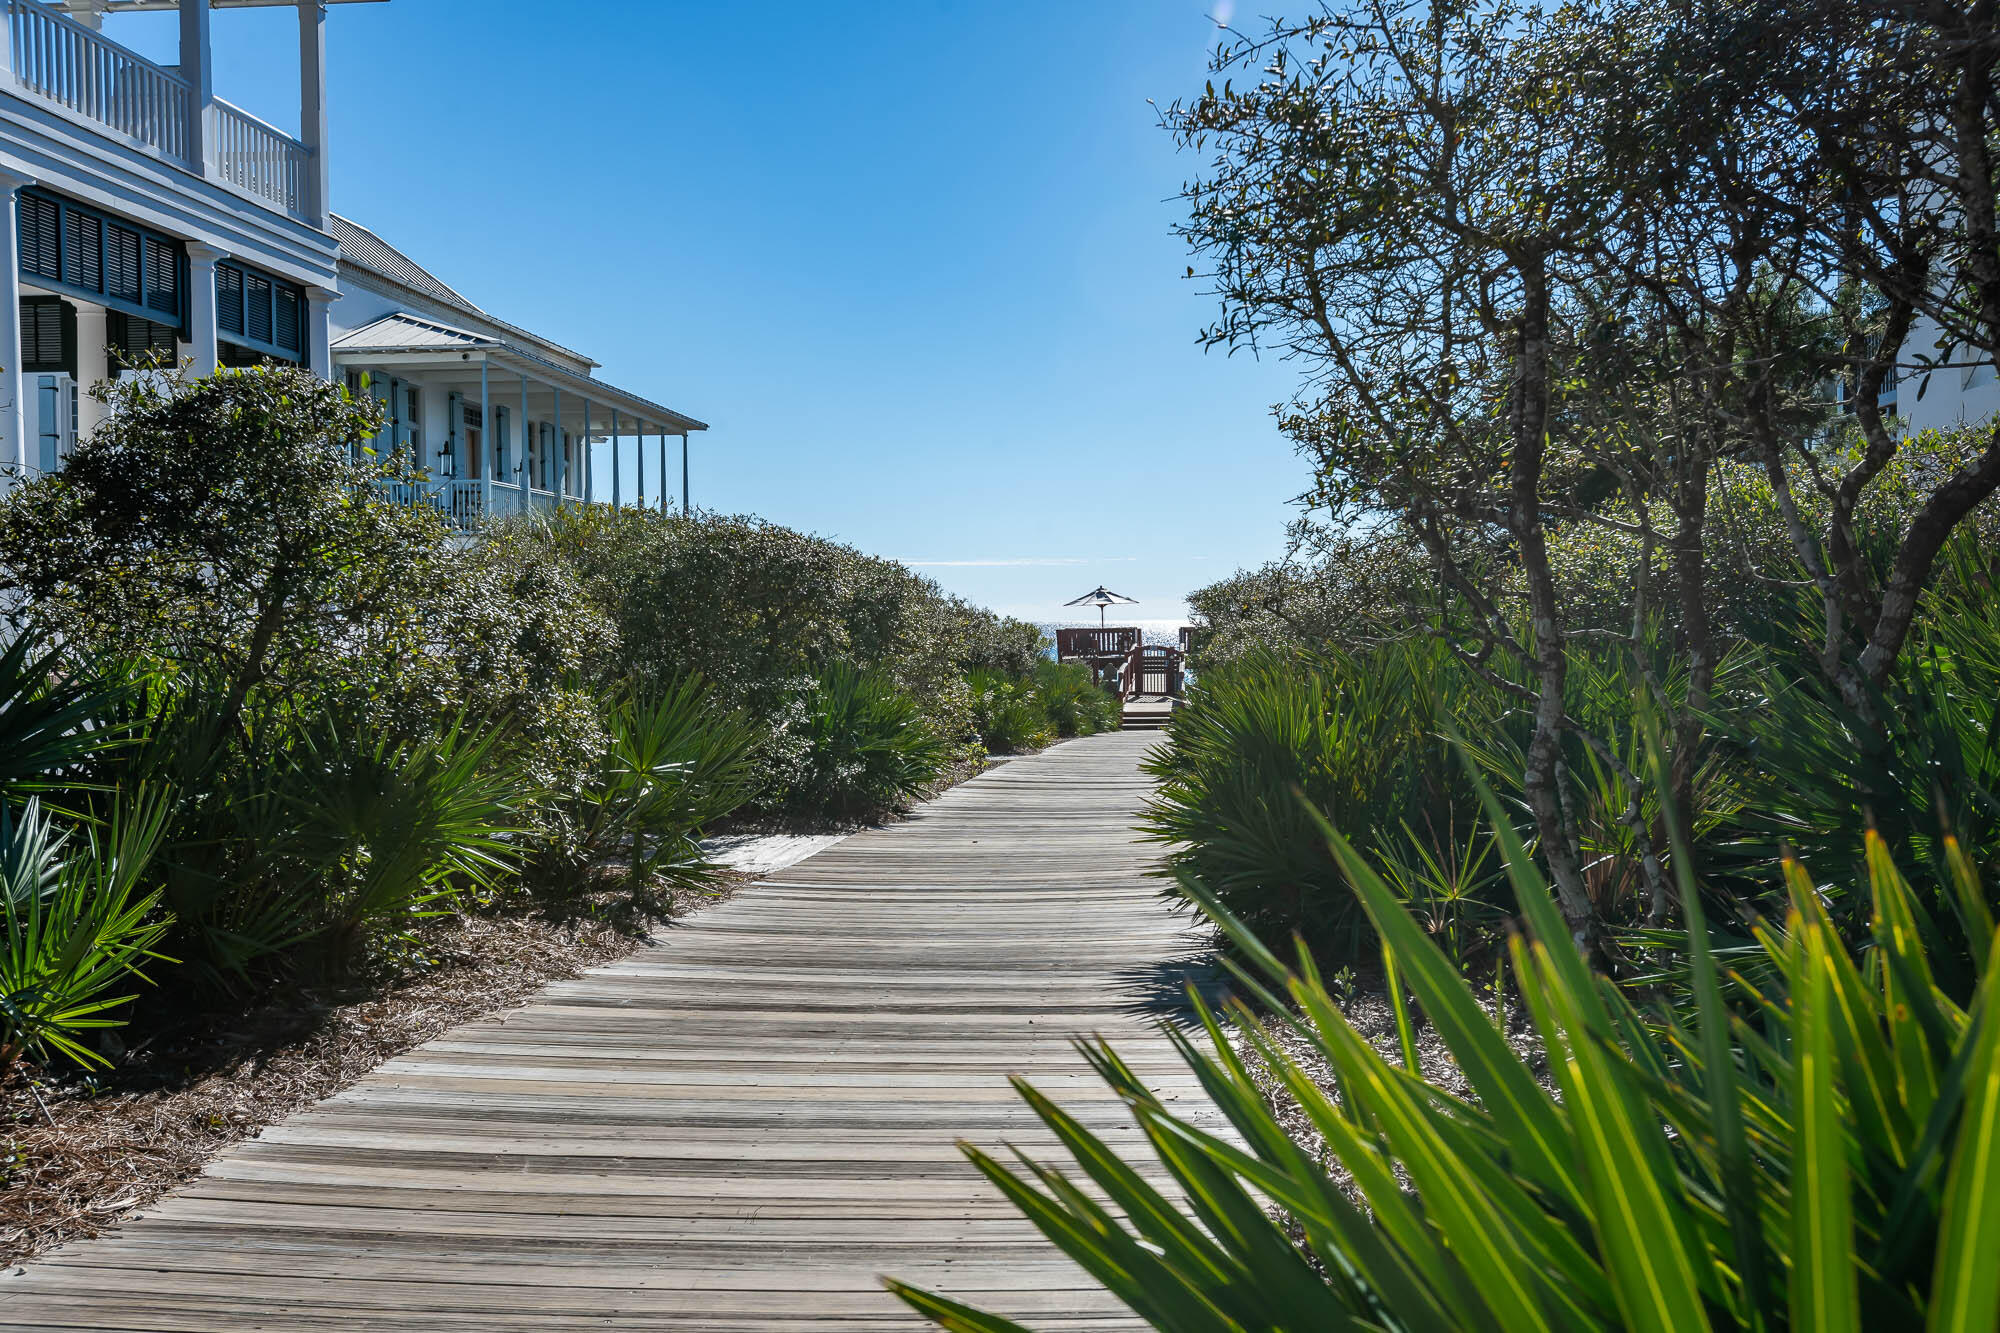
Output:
left=0, top=729, right=1210, bottom=1331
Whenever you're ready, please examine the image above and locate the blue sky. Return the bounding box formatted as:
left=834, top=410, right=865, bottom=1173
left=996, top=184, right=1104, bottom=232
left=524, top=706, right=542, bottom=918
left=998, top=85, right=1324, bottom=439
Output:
left=109, top=1, right=1309, bottom=624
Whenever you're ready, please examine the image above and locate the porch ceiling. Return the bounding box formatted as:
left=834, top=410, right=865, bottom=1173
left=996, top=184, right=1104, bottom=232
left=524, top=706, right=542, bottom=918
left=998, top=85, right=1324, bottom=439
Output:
left=333, top=341, right=707, bottom=438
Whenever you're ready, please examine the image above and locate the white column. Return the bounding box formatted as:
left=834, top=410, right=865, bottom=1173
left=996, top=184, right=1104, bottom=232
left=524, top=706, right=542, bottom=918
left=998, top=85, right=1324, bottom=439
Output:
left=184, top=243, right=224, bottom=377
left=297, top=1, right=330, bottom=229
left=611, top=408, right=620, bottom=509
left=478, top=356, right=491, bottom=519
left=305, top=285, right=335, bottom=380
left=179, top=0, right=214, bottom=171
left=0, top=170, right=25, bottom=483
left=551, top=384, right=564, bottom=504
left=74, top=304, right=108, bottom=439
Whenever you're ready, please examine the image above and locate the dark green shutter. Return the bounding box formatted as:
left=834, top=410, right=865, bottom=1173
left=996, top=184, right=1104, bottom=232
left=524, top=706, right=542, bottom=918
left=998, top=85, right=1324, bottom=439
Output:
left=143, top=235, right=178, bottom=315
left=19, top=297, right=76, bottom=375
left=216, top=263, right=245, bottom=335
left=18, top=193, right=59, bottom=281
left=105, top=223, right=141, bottom=303
left=60, top=207, right=100, bottom=293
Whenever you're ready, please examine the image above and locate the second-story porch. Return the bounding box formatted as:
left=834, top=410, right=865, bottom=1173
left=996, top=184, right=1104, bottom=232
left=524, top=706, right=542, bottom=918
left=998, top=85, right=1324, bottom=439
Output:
left=0, top=0, right=349, bottom=477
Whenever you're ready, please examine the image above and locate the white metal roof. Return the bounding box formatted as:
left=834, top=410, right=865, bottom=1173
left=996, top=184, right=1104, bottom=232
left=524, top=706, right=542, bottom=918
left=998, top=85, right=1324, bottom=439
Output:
left=331, top=311, right=498, bottom=355
left=329, top=216, right=484, bottom=319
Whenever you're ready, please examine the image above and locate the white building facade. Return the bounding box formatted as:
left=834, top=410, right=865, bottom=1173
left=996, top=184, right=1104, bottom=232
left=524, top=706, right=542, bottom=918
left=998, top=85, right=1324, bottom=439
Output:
left=0, top=0, right=703, bottom=513
left=329, top=216, right=704, bottom=527
left=1893, top=311, right=1996, bottom=435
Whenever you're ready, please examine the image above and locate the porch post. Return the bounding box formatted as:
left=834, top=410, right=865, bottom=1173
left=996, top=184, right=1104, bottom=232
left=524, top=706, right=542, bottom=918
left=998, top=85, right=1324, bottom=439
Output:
left=304, top=284, right=335, bottom=380
left=73, top=304, right=108, bottom=440
left=635, top=418, right=644, bottom=512
left=682, top=432, right=690, bottom=517
left=479, top=356, right=491, bottom=522
left=581, top=395, right=592, bottom=505
left=0, top=169, right=27, bottom=483
left=658, top=431, right=667, bottom=515
left=610, top=408, right=621, bottom=508
left=296, top=0, right=330, bottom=229
left=518, top=371, right=528, bottom=493
left=551, top=383, right=563, bottom=506
left=179, top=0, right=213, bottom=171
left=185, top=243, right=224, bottom=377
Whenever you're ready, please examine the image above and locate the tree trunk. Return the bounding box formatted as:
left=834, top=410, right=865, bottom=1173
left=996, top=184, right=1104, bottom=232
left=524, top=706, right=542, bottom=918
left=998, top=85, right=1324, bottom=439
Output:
left=1509, top=254, right=1595, bottom=946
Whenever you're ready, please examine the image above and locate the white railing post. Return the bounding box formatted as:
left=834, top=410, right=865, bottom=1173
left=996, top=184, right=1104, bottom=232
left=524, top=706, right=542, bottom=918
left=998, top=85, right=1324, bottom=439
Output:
left=0, top=2, right=16, bottom=85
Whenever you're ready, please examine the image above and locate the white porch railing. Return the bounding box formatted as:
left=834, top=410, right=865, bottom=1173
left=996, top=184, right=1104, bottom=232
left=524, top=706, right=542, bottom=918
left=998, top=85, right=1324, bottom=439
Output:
left=379, top=479, right=577, bottom=531
left=6, top=0, right=192, bottom=163
left=208, top=97, right=307, bottom=219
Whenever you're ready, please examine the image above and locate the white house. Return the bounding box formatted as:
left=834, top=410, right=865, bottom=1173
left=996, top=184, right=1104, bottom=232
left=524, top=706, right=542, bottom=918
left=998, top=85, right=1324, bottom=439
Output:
left=0, top=0, right=704, bottom=518
left=330, top=214, right=705, bottom=527
left=1893, top=310, right=1995, bottom=435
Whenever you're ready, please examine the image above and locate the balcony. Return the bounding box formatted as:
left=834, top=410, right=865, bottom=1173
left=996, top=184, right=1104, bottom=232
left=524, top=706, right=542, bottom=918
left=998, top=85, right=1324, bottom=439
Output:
left=382, top=478, right=599, bottom=534
left=2, top=0, right=313, bottom=223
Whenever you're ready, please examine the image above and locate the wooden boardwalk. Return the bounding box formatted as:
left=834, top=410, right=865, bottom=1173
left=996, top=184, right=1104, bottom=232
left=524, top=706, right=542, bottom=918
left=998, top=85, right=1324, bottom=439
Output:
left=0, top=731, right=1211, bottom=1331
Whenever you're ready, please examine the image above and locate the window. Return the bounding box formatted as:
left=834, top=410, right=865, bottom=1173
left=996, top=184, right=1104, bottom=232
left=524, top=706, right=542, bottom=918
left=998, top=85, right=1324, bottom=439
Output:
left=493, top=405, right=509, bottom=479
left=403, top=386, right=422, bottom=458
left=19, top=297, right=75, bottom=375
left=18, top=190, right=185, bottom=329
left=214, top=260, right=304, bottom=362
left=107, top=311, right=177, bottom=370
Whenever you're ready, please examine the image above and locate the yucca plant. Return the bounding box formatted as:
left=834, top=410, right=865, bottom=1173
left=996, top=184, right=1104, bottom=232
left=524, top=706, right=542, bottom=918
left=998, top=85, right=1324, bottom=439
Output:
left=968, top=669, right=1054, bottom=755
left=890, top=770, right=2000, bottom=1330
left=537, top=678, right=762, bottom=891
left=0, top=630, right=130, bottom=809
left=786, top=663, right=948, bottom=819
left=1031, top=659, right=1119, bottom=738
left=0, top=794, right=171, bottom=1072
left=1143, top=642, right=1503, bottom=962
left=283, top=715, right=525, bottom=967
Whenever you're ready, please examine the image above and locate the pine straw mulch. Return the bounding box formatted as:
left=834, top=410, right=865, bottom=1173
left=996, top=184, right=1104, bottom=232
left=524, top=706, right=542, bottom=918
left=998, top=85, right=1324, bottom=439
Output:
left=0, top=876, right=747, bottom=1269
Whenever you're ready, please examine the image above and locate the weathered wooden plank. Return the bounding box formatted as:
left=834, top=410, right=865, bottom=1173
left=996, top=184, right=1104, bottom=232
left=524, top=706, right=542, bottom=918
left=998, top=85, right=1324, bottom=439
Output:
left=0, top=732, right=1202, bottom=1329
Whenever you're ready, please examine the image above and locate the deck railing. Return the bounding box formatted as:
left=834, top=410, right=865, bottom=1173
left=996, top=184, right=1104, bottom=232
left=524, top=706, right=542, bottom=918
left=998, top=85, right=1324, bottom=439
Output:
left=6, top=0, right=192, bottom=163
left=1056, top=626, right=1142, bottom=660
left=377, top=478, right=583, bottom=532
left=207, top=97, right=307, bottom=219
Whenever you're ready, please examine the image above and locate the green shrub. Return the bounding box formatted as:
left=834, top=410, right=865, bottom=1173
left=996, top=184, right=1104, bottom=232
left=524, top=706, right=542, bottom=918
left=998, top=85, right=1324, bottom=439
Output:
left=0, top=795, right=170, bottom=1073
left=1143, top=642, right=1501, bottom=962
left=529, top=678, right=761, bottom=893
left=500, top=507, right=1006, bottom=807
left=1031, top=659, right=1119, bottom=738
left=0, top=632, right=129, bottom=808
left=892, top=803, right=2000, bottom=1331
left=0, top=366, right=444, bottom=743
left=279, top=716, right=524, bottom=969
left=781, top=664, right=947, bottom=820
left=967, top=669, right=1055, bottom=755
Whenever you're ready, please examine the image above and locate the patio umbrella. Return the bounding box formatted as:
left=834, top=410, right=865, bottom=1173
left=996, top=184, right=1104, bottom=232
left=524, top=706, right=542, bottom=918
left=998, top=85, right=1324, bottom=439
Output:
left=1064, top=585, right=1139, bottom=629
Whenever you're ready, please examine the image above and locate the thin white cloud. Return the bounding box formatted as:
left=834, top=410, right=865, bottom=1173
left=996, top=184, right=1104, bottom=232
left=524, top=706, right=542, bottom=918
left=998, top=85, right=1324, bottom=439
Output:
left=904, top=556, right=1140, bottom=568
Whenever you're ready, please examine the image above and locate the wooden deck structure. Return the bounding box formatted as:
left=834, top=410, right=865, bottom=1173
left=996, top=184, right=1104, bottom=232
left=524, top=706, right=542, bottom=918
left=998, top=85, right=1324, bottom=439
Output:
left=0, top=731, right=1211, bottom=1331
